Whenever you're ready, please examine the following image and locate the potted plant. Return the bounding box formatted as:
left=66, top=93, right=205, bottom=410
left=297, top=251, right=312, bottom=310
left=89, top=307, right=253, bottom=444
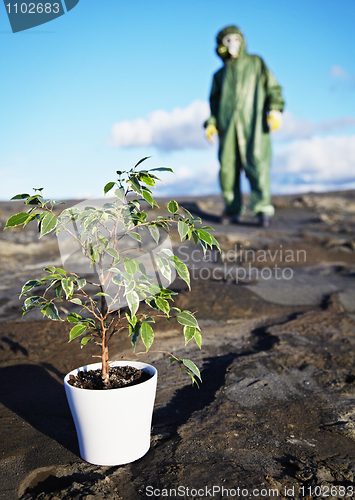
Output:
left=4, top=158, right=220, bottom=466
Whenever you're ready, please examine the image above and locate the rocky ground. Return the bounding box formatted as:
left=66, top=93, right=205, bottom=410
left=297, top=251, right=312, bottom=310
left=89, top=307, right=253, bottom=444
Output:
left=0, top=191, right=355, bottom=499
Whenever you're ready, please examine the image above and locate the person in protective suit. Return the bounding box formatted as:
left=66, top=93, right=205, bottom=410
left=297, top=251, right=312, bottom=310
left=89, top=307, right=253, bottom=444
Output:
left=205, top=25, right=284, bottom=227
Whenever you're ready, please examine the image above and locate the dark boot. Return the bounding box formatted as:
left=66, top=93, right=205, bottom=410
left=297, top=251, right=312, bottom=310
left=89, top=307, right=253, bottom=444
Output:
left=229, top=214, right=240, bottom=224
left=257, top=212, right=272, bottom=227
left=220, top=211, right=240, bottom=225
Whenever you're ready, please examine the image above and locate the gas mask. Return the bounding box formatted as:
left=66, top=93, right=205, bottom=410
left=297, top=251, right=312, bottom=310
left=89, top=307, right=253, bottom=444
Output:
left=222, top=33, right=241, bottom=58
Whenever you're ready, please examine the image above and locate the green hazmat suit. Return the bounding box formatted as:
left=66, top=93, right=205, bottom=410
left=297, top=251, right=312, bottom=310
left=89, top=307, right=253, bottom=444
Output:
left=205, top=26, right=285, bottom=217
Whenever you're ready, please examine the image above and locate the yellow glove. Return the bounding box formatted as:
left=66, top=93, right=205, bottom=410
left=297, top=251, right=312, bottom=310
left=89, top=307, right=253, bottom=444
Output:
left=267, top=110, right=282, bottom=131
left=205, top=124, right=218, bottom=143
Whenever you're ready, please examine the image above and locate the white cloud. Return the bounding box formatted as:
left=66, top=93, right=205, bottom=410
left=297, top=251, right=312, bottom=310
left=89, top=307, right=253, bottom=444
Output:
left=153, top=134, right=355, bottom=197
left=110, top=101, right=355, bottom=151
left=273, top=111, right=355, bottom=142
left=153, top=160, right=220, bottom=197
left=110, top=100, right=210, bottom=151
left=272, top=134, right=355, bottom=192
left=108, top=100, right=355, bottom=196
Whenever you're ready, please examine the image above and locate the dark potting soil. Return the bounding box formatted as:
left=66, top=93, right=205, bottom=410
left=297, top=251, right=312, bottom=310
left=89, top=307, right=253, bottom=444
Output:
left=67, top=365, right=152, bottom=390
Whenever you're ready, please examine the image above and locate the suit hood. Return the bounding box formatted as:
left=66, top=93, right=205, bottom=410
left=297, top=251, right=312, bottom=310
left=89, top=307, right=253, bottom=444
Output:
left=216, top=25, right=246, bottom=60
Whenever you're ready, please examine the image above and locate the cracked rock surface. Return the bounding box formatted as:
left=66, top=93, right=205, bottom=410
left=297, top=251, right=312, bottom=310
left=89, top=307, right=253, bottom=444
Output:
left=0, top=192, right=355, bottom=499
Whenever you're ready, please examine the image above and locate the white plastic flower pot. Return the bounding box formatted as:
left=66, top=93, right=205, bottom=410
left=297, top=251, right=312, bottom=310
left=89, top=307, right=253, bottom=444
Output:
left=64, top=360, right=157, bottom=466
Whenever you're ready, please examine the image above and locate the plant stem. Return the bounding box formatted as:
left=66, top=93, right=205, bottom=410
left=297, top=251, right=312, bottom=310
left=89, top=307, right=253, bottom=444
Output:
left=101, top=325, right=110, bottom=388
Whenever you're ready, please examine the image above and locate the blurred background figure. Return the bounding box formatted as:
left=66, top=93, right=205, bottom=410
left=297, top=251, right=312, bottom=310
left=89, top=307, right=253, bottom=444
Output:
left=205, top=25, right=284, bottom=227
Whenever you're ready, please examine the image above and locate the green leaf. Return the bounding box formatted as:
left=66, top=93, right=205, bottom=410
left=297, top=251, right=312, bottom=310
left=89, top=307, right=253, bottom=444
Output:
left=126, top=310, right=137, bottom=327
left=149, top=167, right=174, bottom=173
left=142, top=316, right=155, bottom=323
left=178, top=220, right=189, bottom=240
left=82, top=318, right=96, bottom=328
left=23, top=213, right=39, bottom=228
left=200, top=239, right=208, bottom=255
left=128, top=231, right=141, bottom=242
left=40, top=213, right=57, bottom=238
left=104, top=181, right=115, bottom=194
left=81, top=337, right=92, bottom=348
left=62, top=278, right=74, bottom=299
left=115, top=186, right=125, bottom=202
left=159, top=248, right=173, bottom=257
left=210, top=234, right=221, bottom=251
left=145, top=297, right=159, bottom=310
left=157, top=286, right=176, bottom=299
left=41, top=273, right=63, bottom=281
left=124, top=257, right=138, bottom=275
left=173, top=258, right=190, bottom=290
left=106, top=247, right=120, bottom=261
left=23, top=296, right=42, bottom=308
left=128, top=177, right=143, bottom=195
left=148, top=283, right=161, bottom=295
left=42, top=302, right=61, bottom=321
left=76, top=278, right=86, bottom=289
left=140, top=173, right=155, bottom=187
left=148, top=225, right=160, bottom=244
left=138, top=262, right=148, bottom=276
left=98, top=235, right=109, bottom=247
left=124, top=280, right=135, bottom=296
left=20, top=279, right=42, bottom=297
left=45, top=267, right=56, bottom=273
left=25, top=195, right=42, bottom=206
left=182, top=359, right=202, bottom=382
left=70, top=298, right=82, bottom=306
left=177, top=310, right=199, bottom=329
left=142, top=190, right=155, bottom=207
left=155, top=297, right=170, bottom=315
left=55, top=283, right=62, bottom=300
left=135, top=156, right=151, bottom=168
left=126, top=290, right=139, bottom=315
left=196, top=229, right=213, bottom=246
left=44, top=279, right=58, bottom=294
left=69, top=324, right=87, bottom=342
left=194, top=329, right=202, bottom=349
left=67, top=312, right=82, bottom=323
left=130, top=322, right=141, bottom=351
left=121, top=271, right=133, bottom=283
left=11, top=193, right=30, bottom=200
left=167, top=200, right=178, bottom=214
left=4, top=213, right=31, bottom=229
left=55, top=268, right=67, bottom=275
left=183, top=206, right=193, bottom=219
left=89, top=246, right=99, bottom=262
left=156, top=256, right=171, bottom=282
left=112, top=272, right=123, bottom=285
left=184, top=326, right=196, bottom=345
left=140, top=322, right=154, bottom=351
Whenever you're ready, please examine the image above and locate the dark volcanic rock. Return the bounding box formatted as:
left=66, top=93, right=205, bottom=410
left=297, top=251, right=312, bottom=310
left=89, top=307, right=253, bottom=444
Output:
left=0, top=192, right=355, bottom=499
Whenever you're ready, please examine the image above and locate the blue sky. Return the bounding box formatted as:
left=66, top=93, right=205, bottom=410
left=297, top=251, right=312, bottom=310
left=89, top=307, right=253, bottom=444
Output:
left=1, top=0, right=355, bottom=201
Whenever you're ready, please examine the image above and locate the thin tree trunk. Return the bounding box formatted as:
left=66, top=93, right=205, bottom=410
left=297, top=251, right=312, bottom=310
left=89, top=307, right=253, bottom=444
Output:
left=101, top=329, right=109, bottom=388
